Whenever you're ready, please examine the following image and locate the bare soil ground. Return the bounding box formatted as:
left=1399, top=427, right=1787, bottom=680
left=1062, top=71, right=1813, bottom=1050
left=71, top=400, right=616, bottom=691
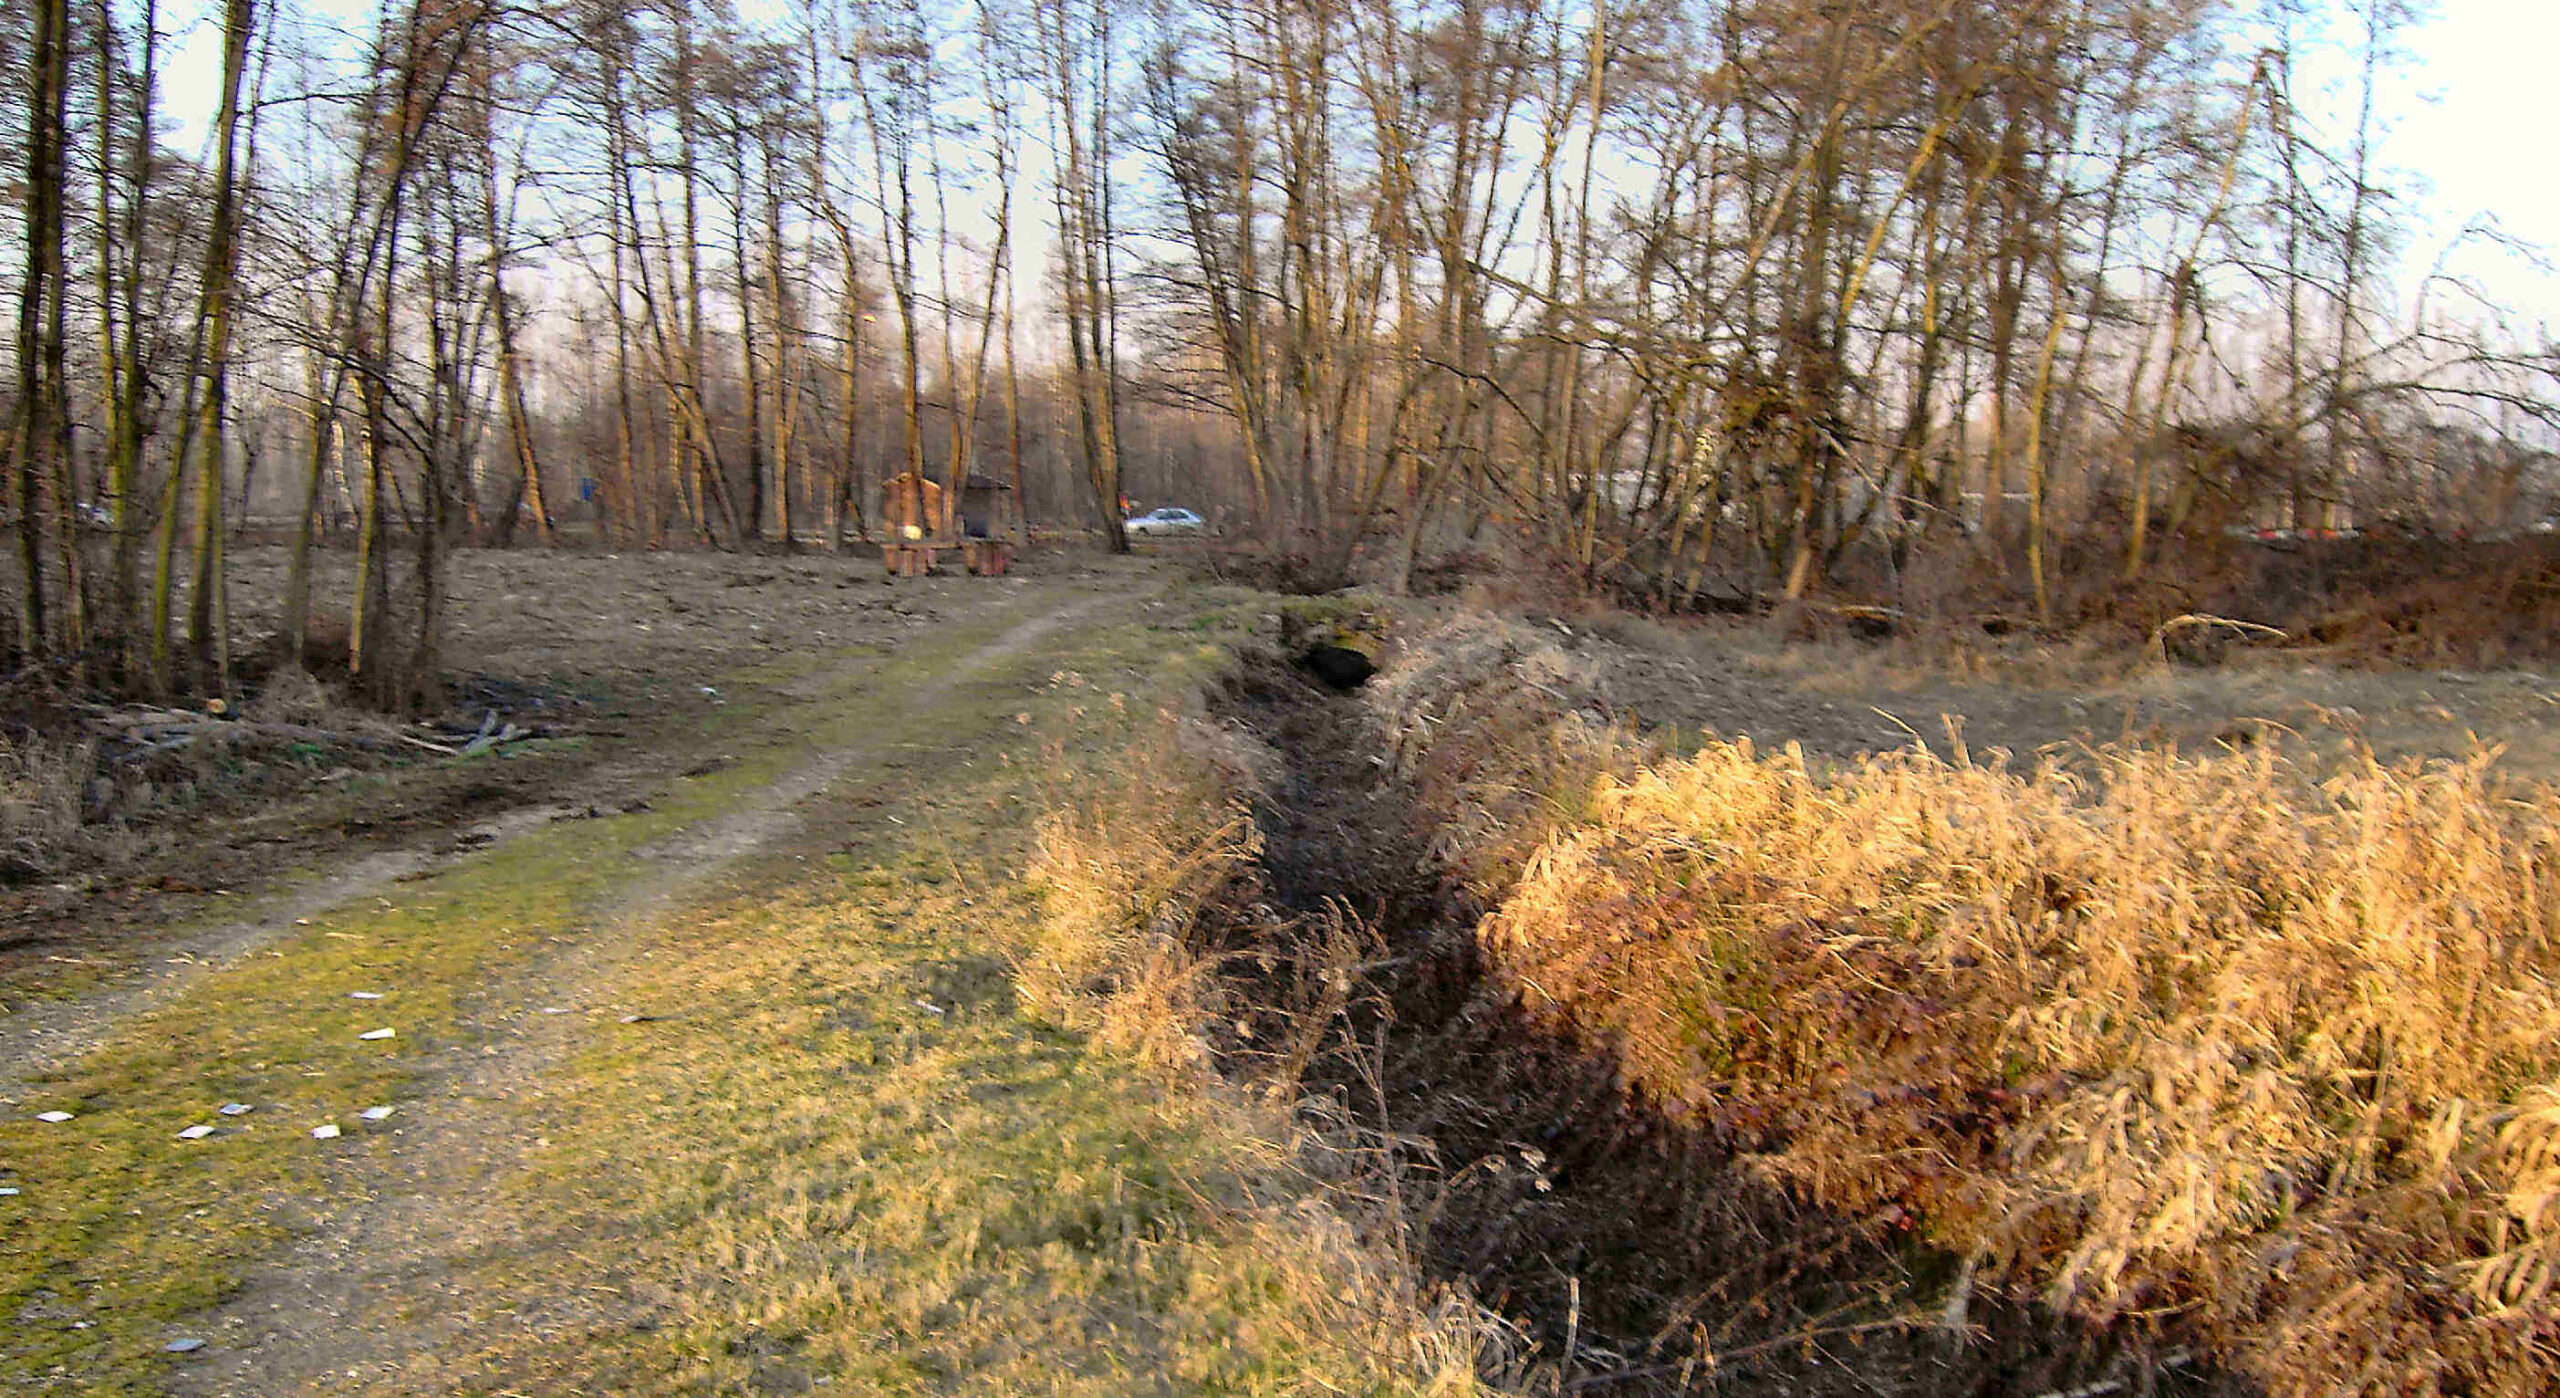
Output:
left=0, top=544, right=1119, bottom=1011
left=1506, top=604, right=2560, bottom=781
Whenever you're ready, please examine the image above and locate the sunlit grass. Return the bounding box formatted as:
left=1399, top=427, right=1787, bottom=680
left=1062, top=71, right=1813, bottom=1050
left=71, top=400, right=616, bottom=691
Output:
left=2, top=580, right=1482, bottom=1395
left=0, top=590, right=1077, bottom=1389
left=1387, top=609, right=2560, bottom=1398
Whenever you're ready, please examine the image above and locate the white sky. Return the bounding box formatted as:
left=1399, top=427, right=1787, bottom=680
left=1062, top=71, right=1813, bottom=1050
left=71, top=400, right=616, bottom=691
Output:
left=2362, top=0, right=2560, bottom=329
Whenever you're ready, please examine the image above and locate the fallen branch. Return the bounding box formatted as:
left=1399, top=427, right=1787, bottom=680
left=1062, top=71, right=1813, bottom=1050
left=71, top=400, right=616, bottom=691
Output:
left=2146, top=613, right=2287, bottom=666
left=104, top=718, right=393, bottom=751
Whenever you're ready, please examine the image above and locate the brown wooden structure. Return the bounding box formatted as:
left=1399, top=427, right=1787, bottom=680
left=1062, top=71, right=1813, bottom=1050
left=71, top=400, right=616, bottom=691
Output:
left=878, top=470, right=1017, bottom=577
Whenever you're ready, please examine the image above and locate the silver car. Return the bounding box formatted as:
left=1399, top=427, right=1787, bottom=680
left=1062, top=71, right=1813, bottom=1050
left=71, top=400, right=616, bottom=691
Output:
left=1124, top=507, right=1207, bottom=537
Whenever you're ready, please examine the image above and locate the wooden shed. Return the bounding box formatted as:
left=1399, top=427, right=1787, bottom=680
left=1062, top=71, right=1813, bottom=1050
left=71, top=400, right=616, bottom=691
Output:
left=878, top=470, right=1016, bottom=577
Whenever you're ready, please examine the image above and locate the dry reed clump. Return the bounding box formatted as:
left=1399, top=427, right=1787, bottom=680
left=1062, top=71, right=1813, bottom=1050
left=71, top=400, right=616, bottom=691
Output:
left=1367, top=614, right=1651, bottom=896
left=1016, top=705, right=1266, bottom=1078
left=1480, top=734, right=2560, bottom=1397
left=1185, top=1148, right=1526, bottom=1396
left=0, top=734, right=97, bottom=879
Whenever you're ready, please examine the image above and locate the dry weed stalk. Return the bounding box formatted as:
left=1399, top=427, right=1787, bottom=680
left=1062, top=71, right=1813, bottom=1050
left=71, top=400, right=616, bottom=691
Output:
left=1473, top=729, right=2560, bottom=1397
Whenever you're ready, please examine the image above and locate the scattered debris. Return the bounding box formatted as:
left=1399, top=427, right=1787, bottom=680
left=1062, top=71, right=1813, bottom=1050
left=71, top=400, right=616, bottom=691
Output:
left=360, top=1106, right=396, bottom=1122
left=163, top=1337, right=206, bottom=1354
left=358, top=1027, right=395, bottom=1041
left=539, top=1006, right=568, bottom=1015
left=218, top=1103, right=252, bottom=1116
left=349, top=991, right=383, bottom=1000
left=617, top=1013, right=656, bottom=1024
left=310, top=1123, right=340, bottom=1140
left=176, top=1125, right=215, bottom=1141
left=913, top=999, right=946, bottom=1016
left=0, top=1187, right=18, bottom=1197
left=33, top=1111, right=72, bottom=1123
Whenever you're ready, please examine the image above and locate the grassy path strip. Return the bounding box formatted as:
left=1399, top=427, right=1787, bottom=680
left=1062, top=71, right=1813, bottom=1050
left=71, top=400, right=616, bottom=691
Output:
left=194, top=591, right=1463, bottom=1396
left=0, top=846, right=438, bottom=1091
left=0, top=582, right=1146, bottom=1393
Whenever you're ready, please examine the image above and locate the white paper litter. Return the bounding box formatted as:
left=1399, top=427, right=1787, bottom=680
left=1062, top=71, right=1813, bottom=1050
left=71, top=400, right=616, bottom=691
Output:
left=358, top=1028, right=395, bottom=1041
left=0, top=1187, right=20, bottom=1196
left=913, top=999, right=945, bottom=1015
left=33, top=1111, right=71, bottom=1123
left=348, top=991, right=384, bottom=1000
left=218, top=1103, right=252, bottom=1116
left=359, top=1106, right=396, bottom=1122
left=310, top=1123, right=341, bottom=1140
left=176, top=1125, right=215, bottom=1140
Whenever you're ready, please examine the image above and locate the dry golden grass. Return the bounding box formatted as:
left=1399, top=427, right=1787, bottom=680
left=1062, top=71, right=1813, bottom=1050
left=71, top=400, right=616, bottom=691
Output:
left=1366, top=613, right=1650, bottom=898
left=1473, top=730, right=2560, bottom=1397
left=1018, top=707, right=1261, bottom=1079
left=1022, top=677, right=1514, bottom=1394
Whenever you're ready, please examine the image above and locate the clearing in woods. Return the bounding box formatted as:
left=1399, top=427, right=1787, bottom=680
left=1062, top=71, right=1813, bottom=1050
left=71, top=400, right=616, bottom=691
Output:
left=14, top=548, right=2560, bottom=1396
left=0, top=557, right=1400, bottom=1395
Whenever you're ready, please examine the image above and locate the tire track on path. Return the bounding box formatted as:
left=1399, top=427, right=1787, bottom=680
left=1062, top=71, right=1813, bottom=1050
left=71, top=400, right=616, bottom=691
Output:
left=164, top=584, right=1143, bottom=1396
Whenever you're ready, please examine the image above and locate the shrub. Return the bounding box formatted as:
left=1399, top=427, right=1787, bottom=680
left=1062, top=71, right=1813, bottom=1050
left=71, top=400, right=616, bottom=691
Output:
left=1367, top=613, right=1648, bottom=897
left=0, top=734, right=93, bottom=880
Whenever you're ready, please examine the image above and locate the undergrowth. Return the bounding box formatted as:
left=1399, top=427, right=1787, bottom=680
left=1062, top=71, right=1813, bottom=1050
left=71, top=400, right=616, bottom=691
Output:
left=1383, top=611, right=2560, bottom=1398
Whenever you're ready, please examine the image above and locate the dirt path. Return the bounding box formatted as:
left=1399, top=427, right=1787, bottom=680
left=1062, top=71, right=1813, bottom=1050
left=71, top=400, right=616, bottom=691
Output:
left=134, top=587, right=1139, bottom=1396
left=0, top=811, right=566, bottom=1098
left=0, top=617, right=956, bottom=1101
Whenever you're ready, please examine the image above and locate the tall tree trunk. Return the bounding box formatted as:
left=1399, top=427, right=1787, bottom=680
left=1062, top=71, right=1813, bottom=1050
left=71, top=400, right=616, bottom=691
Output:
left=733, top=111, right=767, bottom=544
left=97, top=0, right=160, bottom=683
left=763, top=134, right=799, bottom=548
left=481, top=74, right=551, bottom=548
left=183, top=0, right=256, bottom=698
left=10, top=0, right=72, bottom=659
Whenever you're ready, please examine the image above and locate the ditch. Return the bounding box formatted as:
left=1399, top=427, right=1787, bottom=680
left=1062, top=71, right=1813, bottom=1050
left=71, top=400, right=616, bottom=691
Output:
left=1201, top=647, right=2240, bottom=1398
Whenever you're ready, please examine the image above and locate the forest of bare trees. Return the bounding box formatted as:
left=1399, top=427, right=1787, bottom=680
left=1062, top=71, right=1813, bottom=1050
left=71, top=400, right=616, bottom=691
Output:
left=4, top=0, right=2556, bottom=706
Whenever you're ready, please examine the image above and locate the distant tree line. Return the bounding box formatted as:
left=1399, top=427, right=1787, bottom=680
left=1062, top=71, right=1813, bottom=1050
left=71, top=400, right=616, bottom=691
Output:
left=3, top=0, right=2556, bottom=705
